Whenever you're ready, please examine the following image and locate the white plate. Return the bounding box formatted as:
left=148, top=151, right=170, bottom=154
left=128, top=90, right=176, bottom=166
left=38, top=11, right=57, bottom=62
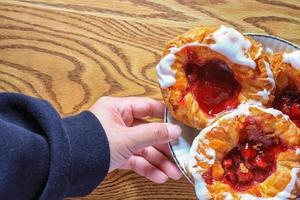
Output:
left=165, top=33, right=300, bottom=183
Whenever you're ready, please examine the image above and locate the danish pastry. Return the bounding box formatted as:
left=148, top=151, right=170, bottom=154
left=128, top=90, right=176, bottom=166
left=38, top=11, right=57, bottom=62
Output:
left=187, top=104, right=300, bottom=199
left=271, top=51, right=300, bottom=128
left=156, top=25, right=275, bottom=128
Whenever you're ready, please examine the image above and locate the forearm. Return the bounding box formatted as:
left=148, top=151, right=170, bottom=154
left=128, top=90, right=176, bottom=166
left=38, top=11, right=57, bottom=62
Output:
left=0, top=93, right=110, bottom=199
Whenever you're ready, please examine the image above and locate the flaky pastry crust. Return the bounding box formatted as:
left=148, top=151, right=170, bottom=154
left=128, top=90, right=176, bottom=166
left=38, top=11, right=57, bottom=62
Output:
left=158, top=26, right=275, bottom=128
left=187, top=105, right=300, bottom=199
left=270, top=52, right=300, bottom=92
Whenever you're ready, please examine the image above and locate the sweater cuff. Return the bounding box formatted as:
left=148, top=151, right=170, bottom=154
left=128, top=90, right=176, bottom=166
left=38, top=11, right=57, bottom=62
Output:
left=62, top=111, right=110, bottom=197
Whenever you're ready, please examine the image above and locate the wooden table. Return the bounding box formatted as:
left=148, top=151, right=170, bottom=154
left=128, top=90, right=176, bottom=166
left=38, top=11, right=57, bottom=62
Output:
left=0, top=0, right=299, bottom=199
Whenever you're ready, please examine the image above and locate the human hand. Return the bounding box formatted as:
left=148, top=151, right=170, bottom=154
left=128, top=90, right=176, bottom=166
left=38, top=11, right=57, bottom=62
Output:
left=89, top=96, right=182, bottom=183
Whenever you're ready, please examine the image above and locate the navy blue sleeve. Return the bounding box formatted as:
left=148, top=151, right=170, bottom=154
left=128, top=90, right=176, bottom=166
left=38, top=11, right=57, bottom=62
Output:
left=0, top=92, right=110, bottom=200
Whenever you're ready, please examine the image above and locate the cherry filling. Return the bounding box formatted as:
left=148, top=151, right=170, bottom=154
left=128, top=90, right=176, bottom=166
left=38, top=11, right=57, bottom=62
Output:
left=202, top=117, right=287, bottom=191
left=273, top=87, right=300, bottom=128
left=184, top=57, right=241, bottom=116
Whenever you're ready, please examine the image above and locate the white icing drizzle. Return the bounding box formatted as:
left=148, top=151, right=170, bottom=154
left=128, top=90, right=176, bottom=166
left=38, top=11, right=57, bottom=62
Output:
left=263, top=60, right=275, bottom=88
left=223, top=192, right=234, bottom=200
left=254, top=47, right=263, bottom=59
left=207, top=25, right=256, bottom=69
left=194, top=174, right=212, bottom=200
left=156, top=25, right=257, bottom=88
left=188, top=104, right=294, bottom=200
left=274, top=168, right=300, bottom=200
left=266, top=47, right=274, bottom=55
left=261, top=107, right=289, bottom=120
left=256, top=89, right=271, bottom=102
left=203, top=139, right=209, bottom=145
left=156, top=41, right=202, bottom=89
left=188, top=135, right=212, bottom=200
left=283, top=50, right=300, bottom=70
left=156, top=54, right=177, bottom=88
left=246, top=100, right=263, bottom=107
left=205, top=148, right=216, bottom=159
left=188, top=127, right=216, bottom=170
left=188, top=125, right=216, bottom=200
left=255, top=60, right=275, bottom=102
left=196, top=152, right=215, bottom=165
left=296, top=148, right=300, bottom=155
left=169, top=41, right=201, bottom=54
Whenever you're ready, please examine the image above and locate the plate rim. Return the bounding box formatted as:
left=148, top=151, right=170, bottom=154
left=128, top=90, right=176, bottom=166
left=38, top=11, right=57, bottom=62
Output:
left=165, top=108, right=193, bottom=183
left=244, top=33, right=300, bottom=50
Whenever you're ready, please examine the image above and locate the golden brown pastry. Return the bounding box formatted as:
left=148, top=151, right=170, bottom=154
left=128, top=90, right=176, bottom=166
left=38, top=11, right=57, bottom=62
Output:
left=156, top=25, right=275, bottom=128
left=187, top=104, right=300, bottom=199
left=271, top=51, right=300, bottom=128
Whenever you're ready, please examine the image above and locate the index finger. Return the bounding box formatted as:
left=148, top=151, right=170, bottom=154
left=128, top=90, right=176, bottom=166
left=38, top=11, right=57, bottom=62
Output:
left=120, top=97, right=165, bottom=119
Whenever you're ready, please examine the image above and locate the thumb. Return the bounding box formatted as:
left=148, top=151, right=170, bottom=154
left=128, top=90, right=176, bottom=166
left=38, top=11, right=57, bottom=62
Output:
left=128, top=123, right=181, bottom=151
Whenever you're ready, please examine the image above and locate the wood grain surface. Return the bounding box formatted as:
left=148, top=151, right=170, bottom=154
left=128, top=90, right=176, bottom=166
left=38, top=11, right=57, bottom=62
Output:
left=0, top=0, right=299, bottom=199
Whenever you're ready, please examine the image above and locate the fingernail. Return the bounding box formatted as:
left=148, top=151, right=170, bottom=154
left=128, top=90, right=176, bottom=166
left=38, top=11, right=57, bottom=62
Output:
left=167, top=124, right=181, bottom=140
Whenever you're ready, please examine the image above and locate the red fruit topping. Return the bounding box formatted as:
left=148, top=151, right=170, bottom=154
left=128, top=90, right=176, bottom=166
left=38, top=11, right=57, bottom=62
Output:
left=281, top=104, right=291, bottom=115
left=222, top=159, right=233, bottom=169
left=253, top=169, right=269, bottom=182
left=202, top=170, right=213, bottom=185
left=291, top=103, right=300, bottom=119
left=293, top=120, right=300, bottom=128
left=244, top=160, right=255, bottom=170
left=273, top=87, right=300, bottom=128
left=225, top=171, right=237, bottom=184
left=240, top=143, right=257, bottom=160
left=219, top=117, right=287, bottom=191
left=237, top=171, right=253, bottom=183
left=252, top=155, right=268, bottom=169
left=184, top=53, right=241, bottom=116
left=232, top=154, right=241, bottom=166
